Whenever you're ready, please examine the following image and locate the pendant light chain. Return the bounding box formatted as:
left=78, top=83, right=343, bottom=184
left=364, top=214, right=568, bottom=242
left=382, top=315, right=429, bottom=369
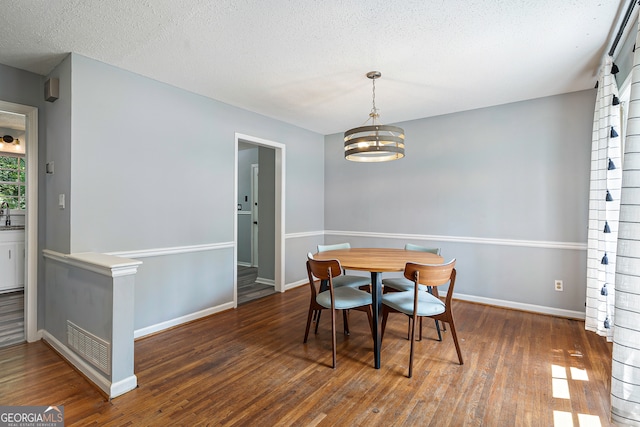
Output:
left=370, top=76, right=379, bottom=123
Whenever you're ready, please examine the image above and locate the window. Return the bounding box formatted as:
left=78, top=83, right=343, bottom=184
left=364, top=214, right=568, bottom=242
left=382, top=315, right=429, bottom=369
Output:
left=0, top=154, right=25, bottom=209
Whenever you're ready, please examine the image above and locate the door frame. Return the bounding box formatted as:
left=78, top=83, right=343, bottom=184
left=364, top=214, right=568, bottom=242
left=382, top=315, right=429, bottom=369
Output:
left=0, top=100, right=38, bottom=342
left=234, top=133, right=285, bottom=305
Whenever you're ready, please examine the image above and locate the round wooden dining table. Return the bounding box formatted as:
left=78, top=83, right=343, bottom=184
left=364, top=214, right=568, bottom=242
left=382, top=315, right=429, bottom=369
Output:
left=314, top=247, right=444, bottom=369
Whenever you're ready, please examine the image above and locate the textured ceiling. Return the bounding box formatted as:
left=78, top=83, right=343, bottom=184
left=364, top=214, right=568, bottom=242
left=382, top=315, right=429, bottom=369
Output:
left=0, top=0, right=631, bottom=135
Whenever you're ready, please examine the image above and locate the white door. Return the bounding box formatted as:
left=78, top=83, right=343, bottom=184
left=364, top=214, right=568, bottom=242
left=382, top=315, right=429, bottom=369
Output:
left=251, top=164, right=259, bottom=267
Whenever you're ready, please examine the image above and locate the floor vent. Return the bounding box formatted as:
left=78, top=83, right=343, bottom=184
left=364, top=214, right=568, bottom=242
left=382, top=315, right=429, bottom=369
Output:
left=67, top=320, right=110, bottom=375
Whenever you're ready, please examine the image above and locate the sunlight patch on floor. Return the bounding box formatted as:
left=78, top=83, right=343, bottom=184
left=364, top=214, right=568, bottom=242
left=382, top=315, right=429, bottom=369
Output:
left=551, top=363, right=601, bottom=427
left=570, top=367, right=589, bottom=381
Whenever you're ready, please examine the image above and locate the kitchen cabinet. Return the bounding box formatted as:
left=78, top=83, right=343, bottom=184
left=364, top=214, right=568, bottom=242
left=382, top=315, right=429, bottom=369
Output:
left=0, top=231, right=25, bottom=292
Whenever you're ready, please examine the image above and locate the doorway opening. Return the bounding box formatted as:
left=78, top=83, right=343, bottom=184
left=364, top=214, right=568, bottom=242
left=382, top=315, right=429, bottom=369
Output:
left=234, top=133, right=285, bottom=306
left=0, top=100, right=38, bottom=345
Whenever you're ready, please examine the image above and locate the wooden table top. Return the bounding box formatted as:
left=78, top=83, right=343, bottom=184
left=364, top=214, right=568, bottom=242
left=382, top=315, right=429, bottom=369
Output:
left=314, top=247, right=444, bottom=273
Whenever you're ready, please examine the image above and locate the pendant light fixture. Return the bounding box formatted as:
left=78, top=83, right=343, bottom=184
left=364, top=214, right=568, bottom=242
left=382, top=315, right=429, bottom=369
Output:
left=344, top=71, right=405, bottom=162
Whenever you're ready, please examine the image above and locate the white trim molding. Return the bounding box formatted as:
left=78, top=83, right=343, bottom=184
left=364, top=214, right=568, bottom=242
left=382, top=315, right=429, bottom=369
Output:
left=256, top=277, right=275, bottom=286
left=285, top=230, right=324, bottom=239
left=108, top=241, right=234, bottom=259
left=325, top=230, right=587, bottom=251
left=454, top=293, right=585, bottom=320
left=43, top=250, right=142, bottom=277
left=134, top=301, right=235, bottom=339
left=284, top=278, right=308, bottom=291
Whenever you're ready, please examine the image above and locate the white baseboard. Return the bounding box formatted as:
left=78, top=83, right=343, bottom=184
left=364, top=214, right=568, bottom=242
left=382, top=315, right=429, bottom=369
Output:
left=134, top=301, right=235, bottom=339
left=41, top=330, right=137, bottom=398
left=453, top=293, right=585, bottom=320
left=255, top=277, right=275, bottom=286
left=284, top=278, right=308, bottom=291
left=110, top=375, right=139, bottom=398
left=237, top=261, right=252, bottom=267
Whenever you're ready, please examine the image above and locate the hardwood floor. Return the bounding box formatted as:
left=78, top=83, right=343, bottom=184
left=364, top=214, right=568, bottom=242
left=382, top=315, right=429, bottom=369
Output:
left=0, top=286, right=613, bottom=426
left=0, top=290, right=25, bottom=348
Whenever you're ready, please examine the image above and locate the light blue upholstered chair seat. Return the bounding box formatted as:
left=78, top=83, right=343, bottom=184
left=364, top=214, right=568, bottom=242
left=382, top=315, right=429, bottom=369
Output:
left=380, top=290, right=445, bottom=317
left=316, top=286, right=373, bottom=310
left=382, top=278, right=429, bottom=292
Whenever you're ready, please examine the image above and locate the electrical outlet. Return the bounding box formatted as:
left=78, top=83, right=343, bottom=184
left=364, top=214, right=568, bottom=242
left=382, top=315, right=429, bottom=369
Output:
left=555, top=280, right=563, bottom=291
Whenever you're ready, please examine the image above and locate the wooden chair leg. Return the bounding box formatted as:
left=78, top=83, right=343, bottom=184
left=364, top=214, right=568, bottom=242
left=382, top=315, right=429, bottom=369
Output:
left=343, top=310, right=350, bottom=335
left=447, top=317, right=463, bottom=365
left=331, top=308, right=337, bottom=369
left=314, top=310, right=322, bottom=334
left=304, top=307, right=314, bottom=343
left=408, top=315, right=416, bottom=378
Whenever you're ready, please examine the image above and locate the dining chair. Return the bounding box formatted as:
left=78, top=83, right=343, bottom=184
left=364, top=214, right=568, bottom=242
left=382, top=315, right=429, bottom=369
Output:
left=304, top=253, right=374, bottom=369
left=381, top=259, right=462, bottom=378
left=315, top=243, right=371, bottom=332
left=382, top=244, right=443, bottom=339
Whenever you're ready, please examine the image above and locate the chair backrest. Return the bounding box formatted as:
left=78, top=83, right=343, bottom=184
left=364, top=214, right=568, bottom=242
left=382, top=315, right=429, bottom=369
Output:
left=317, top=242, right=351, bottom=253
left=404, top=259, right=456, bottom=288
left=404, top=243, right=441, bottom=255
left=307, top=257, right=343, bottom=281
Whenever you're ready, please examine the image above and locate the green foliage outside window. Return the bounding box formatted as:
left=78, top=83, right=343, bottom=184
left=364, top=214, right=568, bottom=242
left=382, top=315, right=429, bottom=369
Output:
left=0, top=155, right=26, bottom=209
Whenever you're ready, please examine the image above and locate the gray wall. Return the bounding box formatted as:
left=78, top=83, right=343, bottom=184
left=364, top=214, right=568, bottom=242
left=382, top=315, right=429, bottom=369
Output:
left=0, top=63, right=43, bottom=106
left=44, top=57, right=72, bottom=254
left=324, top=90, right=595, bottom=313
left=44, top=53, right=324, bottom=332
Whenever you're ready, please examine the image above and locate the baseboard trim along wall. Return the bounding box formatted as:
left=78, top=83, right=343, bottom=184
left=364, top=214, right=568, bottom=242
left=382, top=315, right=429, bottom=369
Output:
left=256, top=277, right=275, bottom=286
left=285, top=278, right=308, bottom=291
left=41, top=330, right=137, bottom=398
left=134, top=301, right=235, bottom=339
left=453, top=293, right=585, bottom=320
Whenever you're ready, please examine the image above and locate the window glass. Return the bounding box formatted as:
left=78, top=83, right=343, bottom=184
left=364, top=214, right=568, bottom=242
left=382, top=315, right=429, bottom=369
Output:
left=0, top=154, right=26, bottom=209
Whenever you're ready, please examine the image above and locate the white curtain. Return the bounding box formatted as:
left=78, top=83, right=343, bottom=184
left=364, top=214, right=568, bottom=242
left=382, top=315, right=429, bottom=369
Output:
left=611, top=19, right=640, bottom=426
left=586, top=56, right=622, bottom=341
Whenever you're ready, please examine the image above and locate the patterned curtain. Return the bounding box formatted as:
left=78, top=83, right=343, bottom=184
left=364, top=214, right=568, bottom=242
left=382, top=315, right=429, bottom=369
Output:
left=585, top=56, right=622, bottom=341
left=611, top=19, right=640, bottom=426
